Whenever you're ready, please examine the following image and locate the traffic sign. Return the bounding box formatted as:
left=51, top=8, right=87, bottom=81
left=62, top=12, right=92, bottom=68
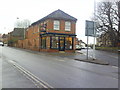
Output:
left=85, top=20, right=95, bottom=36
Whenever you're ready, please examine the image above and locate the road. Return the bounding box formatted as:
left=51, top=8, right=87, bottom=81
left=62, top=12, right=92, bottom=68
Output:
left=80, top=49, right=118, bottom=67
left=0, top=48, right=2, bottom=89
left=1, top=46, right=118, bottom=88
left=0, top=47, right=37, bottom=88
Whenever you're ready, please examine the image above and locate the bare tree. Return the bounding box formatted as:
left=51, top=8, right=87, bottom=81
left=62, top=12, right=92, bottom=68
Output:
left=15, top=19, right=31, bottom=28
left=95, top=1, right=119, bottom=47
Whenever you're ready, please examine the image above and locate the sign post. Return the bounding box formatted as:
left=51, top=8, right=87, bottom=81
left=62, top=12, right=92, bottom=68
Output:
left=85, top=20, right=95, bottom=60
left=86, top=34, right=89, bottom=60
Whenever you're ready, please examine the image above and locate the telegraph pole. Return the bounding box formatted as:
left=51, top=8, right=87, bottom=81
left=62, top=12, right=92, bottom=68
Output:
left=93, top=0, right=96, bottom=60
left=118, top=1, right=120, bottom=84
left=118, top=1, right=120, bottom=43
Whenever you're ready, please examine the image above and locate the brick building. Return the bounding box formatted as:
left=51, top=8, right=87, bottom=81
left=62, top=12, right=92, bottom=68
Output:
left=8, top=28, right=25, bottom=46
left=19, top=9, right=77, bottom=52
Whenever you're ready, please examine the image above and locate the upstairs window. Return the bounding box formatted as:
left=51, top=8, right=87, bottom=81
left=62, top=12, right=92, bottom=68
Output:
left=65, top=21, right=71, bottom=31
left=54, top=20, right=60, bottom=30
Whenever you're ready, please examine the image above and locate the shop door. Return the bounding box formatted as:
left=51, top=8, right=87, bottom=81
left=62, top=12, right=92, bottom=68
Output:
left=59, top=37, right=65, bottom=51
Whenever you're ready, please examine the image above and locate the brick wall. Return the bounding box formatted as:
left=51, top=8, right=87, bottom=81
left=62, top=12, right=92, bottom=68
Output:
left=16, top=19, right=76, bottom=52
left=25, top=24, right=40, bottom=51
left=46, top=19, right=76, bottom=34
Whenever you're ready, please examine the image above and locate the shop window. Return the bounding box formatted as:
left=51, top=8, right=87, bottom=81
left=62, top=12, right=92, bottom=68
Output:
left=65, top=21, right=71, bottom=31
left=41, top=37, right=46, bottom=49
left=51, top=36, right=59, bottom=49
left=54, top=20, right=60, bottom=30
left=65, top=37, right=73, bottom=49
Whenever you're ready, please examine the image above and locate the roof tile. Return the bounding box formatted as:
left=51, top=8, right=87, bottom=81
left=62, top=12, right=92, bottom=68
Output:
left=32, top=9, right=77, bottom=26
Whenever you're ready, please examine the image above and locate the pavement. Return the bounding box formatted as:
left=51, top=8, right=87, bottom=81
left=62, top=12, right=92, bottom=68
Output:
left=10, top=47, right=109, bottom=65
left=46, top=51, right=109, bottom=65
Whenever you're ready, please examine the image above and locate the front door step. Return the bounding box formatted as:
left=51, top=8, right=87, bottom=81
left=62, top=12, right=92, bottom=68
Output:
left=59, top=51, right=65, bottom=53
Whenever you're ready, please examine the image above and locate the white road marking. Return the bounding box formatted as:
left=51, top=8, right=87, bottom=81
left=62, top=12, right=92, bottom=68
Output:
left=89, top=56, right=93, bottom=58
left=111, top=66, right=119, bottom=69
left=109, top=56, right=118, bottom=59
left=58, top=60, right=65, bottom=62
left=83, top=53, right=94, bottom=59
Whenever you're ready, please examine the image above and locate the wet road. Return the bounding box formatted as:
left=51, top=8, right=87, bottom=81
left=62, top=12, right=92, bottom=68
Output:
left=80, top=49, right=118, bottom=67
left=1, top=46, right=118, bottom=88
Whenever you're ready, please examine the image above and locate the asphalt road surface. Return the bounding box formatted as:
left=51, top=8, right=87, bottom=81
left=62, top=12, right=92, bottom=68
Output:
left=1, top=46, right=118, bottom=88
left=0, top=51, right=2, bottom=89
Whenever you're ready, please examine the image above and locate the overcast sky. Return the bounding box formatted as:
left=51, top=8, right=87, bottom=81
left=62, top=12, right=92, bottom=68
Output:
left=0, top=0, right=102, bottom=43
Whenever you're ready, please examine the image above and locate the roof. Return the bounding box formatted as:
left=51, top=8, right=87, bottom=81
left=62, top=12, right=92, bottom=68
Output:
left=32, top=9, right=77, bottom=26
left=11, top=28, right=25, bottom=37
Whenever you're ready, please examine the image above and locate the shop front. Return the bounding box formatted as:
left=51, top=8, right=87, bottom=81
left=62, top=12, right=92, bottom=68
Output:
left=40, top=32, right=76, bottom=52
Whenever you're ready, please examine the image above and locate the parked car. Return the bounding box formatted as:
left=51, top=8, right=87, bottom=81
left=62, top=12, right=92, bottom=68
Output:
left=75, top=45, right=81, bottom=50
left=0, top=42, right=4, bottom=46
left=81, top=46, right=91, bottom=49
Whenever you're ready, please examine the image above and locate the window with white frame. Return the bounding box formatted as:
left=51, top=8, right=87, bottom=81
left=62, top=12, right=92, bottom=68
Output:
left=54, top=20, right=60, bottom=30
left=65, top=21, right=71, bottom=31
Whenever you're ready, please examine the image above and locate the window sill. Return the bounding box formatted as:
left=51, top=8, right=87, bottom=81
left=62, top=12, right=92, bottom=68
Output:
left=65, top=30, right=71, bottom=32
